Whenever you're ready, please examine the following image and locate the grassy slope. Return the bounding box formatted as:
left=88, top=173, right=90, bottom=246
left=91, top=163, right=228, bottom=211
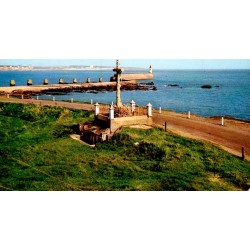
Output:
left=0, top=103, right=249, bottom=191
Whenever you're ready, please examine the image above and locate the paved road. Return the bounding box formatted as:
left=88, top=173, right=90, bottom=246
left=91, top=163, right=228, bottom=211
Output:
left=0, top=96, right=95, bottom=111
left=153, top=111, right=250, bottom=160
left=1, top=96, right=249, bottom=160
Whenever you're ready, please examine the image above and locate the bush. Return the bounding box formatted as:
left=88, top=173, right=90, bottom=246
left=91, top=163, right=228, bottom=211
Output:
left=53, top=124, right=76, bottom=138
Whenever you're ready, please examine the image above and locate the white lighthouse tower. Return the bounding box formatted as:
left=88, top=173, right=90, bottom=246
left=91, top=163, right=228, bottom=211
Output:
left=149, top=65, right=153, bottom=74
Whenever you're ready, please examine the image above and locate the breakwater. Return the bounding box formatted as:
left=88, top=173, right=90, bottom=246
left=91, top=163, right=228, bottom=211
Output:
left=0, top=81, right=156, bottom=98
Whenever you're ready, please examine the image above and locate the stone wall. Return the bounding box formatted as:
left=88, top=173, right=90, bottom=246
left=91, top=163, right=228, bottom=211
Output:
left=110, top=116, right=153, bottom=132
left=122, top=73, right=153, bottom=81
left=94, top=114, right=110, bottom=128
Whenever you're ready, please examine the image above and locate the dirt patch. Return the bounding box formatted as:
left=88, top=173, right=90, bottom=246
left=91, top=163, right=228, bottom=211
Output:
left=128, top=125, right=153, bottom=130
left=70, top=134, right=95, bottom=148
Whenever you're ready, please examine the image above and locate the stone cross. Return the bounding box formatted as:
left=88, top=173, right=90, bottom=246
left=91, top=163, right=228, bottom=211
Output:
left=113, top=59, right=123, bottom=108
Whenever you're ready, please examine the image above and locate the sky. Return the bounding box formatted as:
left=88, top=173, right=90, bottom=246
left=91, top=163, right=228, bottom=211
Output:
left=0, top=59, right=249, bottom=70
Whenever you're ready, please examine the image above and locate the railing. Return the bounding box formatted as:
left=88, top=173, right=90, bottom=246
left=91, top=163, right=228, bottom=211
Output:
left=99, top=105, right=147, bottom=117
left=99, top=105, right=110, bottom=114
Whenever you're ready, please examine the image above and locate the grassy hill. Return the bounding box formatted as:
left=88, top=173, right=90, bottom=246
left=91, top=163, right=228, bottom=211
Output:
left=0, top=102, right=249, bottom=191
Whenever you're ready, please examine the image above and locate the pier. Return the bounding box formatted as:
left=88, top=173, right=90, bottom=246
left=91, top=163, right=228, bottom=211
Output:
left=0, top=80, right=156, bottom=96
left=0, top=63, right=154, bottom=97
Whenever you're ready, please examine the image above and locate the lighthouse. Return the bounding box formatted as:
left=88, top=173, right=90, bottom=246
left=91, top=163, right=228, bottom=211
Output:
left=149, top=65, right=153, bottom=74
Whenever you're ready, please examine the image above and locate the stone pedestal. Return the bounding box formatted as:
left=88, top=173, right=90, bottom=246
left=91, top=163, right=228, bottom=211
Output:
left=43, top=79, right=48, bottom=85
left=10, top=80, right=15, bottom=86
left=27, top=79, right=32, bottom=86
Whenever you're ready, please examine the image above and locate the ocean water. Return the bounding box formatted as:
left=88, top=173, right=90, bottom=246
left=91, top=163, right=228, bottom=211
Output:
left=0, top=69, right=250, bottom=121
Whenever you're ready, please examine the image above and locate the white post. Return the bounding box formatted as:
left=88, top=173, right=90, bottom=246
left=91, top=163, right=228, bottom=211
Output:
left=146, top=103, right=153, bottom=117
left=91, top=99, right=93, bottom=104
left=109, top=105, right=114, bottom=120
left=21, top=95, right=23, bottom=99
left=53, top=96, right=55, bottom=102
left=159, top=107, right=162, bottom=114
left=71, top=98, right=73, bottom=103
left=130, top=100, right=136, bottom=113
left=94, top=102, right=100, bottom=116
left=37, top=96, right=39, bottom=100
left=221, top=117, right=224, bottom=126
left=7, top=94, right=9, bottom=98
left=188, top=111, right=191, bottom=119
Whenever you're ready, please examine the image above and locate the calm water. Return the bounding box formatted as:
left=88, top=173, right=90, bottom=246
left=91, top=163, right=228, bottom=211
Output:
left=0, top=69, right=250, bottom=121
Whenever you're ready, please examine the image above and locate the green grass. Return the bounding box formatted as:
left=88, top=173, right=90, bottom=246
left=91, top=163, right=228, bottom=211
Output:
left=0, top=102, right=249, bottom=191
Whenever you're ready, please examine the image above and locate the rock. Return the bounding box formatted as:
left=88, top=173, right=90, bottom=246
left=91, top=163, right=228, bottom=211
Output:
left=201, top=85, right=212, bottom=89
left=168, top=84, right=179, bottom=87
left=140, top=81, right=154, bottom=85
left=89, top=90, right=98, bottom=94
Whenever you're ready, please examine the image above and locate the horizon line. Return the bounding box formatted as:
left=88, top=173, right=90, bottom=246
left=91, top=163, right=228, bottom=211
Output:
left=0, top=65, right=249, bottom=70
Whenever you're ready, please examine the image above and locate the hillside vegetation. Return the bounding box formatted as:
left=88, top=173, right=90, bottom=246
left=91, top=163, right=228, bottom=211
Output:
left=0, top=103, right=249, bottom=191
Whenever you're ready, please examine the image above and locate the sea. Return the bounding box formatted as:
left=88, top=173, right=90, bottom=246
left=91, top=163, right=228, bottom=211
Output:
left=0, top=69, right=250, bottom=121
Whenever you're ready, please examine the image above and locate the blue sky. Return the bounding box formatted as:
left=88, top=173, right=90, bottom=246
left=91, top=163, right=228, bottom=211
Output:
left=0, top=59, right=249, bottom=69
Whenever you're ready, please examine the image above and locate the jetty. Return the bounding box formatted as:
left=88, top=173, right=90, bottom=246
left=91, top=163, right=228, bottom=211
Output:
left=0, top=64, right=154, bottom=97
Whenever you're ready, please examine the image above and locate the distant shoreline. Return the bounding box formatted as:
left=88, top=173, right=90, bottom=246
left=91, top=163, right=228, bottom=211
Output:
left=0, top=67, right=113, bottom=71
left=0, top=68, right=248, bottom=72
left=0, top=67, right=147, bottom=72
